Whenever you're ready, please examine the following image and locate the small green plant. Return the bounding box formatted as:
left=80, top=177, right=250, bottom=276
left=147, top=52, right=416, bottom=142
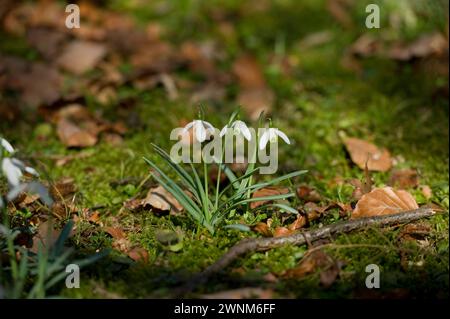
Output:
left=0, top=137, right=108, bottom=298
left=144, top=110, right=307, bottom=234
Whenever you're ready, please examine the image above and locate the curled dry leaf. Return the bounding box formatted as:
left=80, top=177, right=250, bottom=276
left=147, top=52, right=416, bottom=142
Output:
left=389, top=169, right=419, bottom=189
left=57, top=40, right=107, bottom=75
left=420, top=185, right=432, bottom=200
left=50, top=177, right=76, bottom=199
left=142, top=185, right=184, bottom=213
left=284, top=249, right=341, bottom=287
left=284, top=250, right=330, bottom=278
left=57, top=118, right=98, bottom=147
left=250, top=186, right=290, bottom=209
left=296, top=185, right=322, bottom=202
left=273, top=226, right=296, bottom=237
left=232, top=55, right=274, bottom=120
left=343, top=137, right=392, bottom=172
left=351, top=187, right=419, bottom=219
left=252, top=222, right=272, bottom=237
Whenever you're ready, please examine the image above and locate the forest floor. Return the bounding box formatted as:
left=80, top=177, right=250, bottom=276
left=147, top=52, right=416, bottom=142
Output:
left=0, top=0, right=448, bottom=298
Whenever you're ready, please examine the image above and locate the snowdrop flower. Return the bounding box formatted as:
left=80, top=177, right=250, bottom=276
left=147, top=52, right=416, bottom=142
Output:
left=182, top=120, right=215, bottom=143
left=259, top=128, right=290, bottom=150
left=220, top=120, right=252, bottom=141
left=1, top=158, right=39, bottom=187
left=1, top=138, right=14, bottom=154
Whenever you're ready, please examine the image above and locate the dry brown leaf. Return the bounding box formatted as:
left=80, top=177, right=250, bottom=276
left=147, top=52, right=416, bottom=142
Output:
left=232, top=55, right=274, bottom=120
left=343, top=137, right=392, bottom=172
left=284, top=250, right=330, bottom=278
left=202, top=288, right=274, bottom=299
left=127, top=247, right=149, bottom=263
left=326, top=0, right=354, bottom=29
left=273, top=226, right=296, bottom=237
left=250, top=186, right=290, bottom=209
left=252, top=222, right=272, bottom=237
left=288, top=215, right=307, bottom=230
left=57, top=40, right=107, bottom=74
left=50, top=178, right=76, bottom=199
left=296, top=185, right=322, bottom=202
left=232, top=55, right=267, bottom=88
left=351, top=187, right=419, bottom=219
left=57, top=118, right=98, bottom=147
left=420, top=185, right=432, bottom=200
left=388, top=33, right=448, bottom=61
left=104, top=227, right=126, bottom=240
left=284, top=250, right=340, bottom=288
left=142, top=185, right=183, bottom=213
left=4, top=60, right=63, bottom=106
left=389, top=169, right=419, bottom=189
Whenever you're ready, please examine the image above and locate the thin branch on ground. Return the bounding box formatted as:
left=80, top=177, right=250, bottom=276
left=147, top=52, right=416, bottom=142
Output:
left=178, top=207, right=439, bottom=294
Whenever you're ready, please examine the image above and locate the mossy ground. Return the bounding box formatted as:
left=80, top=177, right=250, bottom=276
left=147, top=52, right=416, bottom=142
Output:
left=1, top=0, right=448, bottom=298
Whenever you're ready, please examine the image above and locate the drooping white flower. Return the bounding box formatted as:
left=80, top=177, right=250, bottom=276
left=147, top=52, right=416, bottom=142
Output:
left=259, top=128, right=290, bottom=150
left=2, top=158, right=23, bottom=187
left=182, top=120, right=215, bottom=143
left=1, top=158, right=39, bottom=187
left=220, top=120, right=252, bottom=141
left=0, top=138, right=14, bottom=154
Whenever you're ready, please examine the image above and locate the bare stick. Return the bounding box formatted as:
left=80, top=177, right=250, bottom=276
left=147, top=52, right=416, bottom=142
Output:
left=180, top=207, right=437, bottom=294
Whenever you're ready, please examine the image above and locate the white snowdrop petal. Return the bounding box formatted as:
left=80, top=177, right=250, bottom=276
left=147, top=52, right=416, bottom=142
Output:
left=2, top=158, right=22, bottom=187
left=259, top=131, right=270, bottom=150
left=241, top=124, right=252, bottom=141
left=195, top=122, right=207, bottom=142
left=202, top=121, right=214, bottom=130
left=219, top=126, right=228, bottom=137
left=1, top=138, right=14, bottom=153
left=25, top=166, right=39, bottom=176
left=276, top=129, right=291, bottom=145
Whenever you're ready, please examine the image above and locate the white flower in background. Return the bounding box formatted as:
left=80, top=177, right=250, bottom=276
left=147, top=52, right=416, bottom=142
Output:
left=182, top=120, right=215, bottom=143
left=1, top=138, right=14, bottom=154
left=220, top=120, right=252, bottom=141
left=259, top=128, right=291, bottom=150
left=1, top=158, right=39, bottom=187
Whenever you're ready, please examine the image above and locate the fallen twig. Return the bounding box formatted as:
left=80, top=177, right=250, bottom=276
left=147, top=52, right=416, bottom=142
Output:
left=179, top=207, right=438, bottom=294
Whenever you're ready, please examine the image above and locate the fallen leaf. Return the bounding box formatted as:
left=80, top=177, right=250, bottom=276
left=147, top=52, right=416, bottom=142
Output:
left=250, top=187, right=290, bottom=209
left=343, top=137, right=392, bottom=172
left=57, top=40, right=107, bottom=74
left=326, top=0, right=354, bottom=29
left=232, top=55, right=274, bottom=120
left=104, top=226, right=126, bottom=240
left=288, top=215, right=307, bottom=230
left=420, top=185, right=432, bottom=199
left=202, top=288, right=274, bottom=299
left=351, top=187, right=419, bottom=219
left=389, top=169, right=419, bottom=189
left=57, top=118, right=98, bottom=147
left=284, top=250, right=331, bottom=278
left=399, top=223, right=431, bottom=242
left=252, top=222, right=272, bottom=237
left=4, top=60, right=63, bottom=106
left=142, top=185, right=184, bottom=213
left=388, top=32, right=448, bottom=61
left=127, top=247, right=149, bottom=263
left=296, top=185, right=322, bottom=202
left=273, top=226, right=295, bottom=237
left=50, top=177, right=76, bottom=199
